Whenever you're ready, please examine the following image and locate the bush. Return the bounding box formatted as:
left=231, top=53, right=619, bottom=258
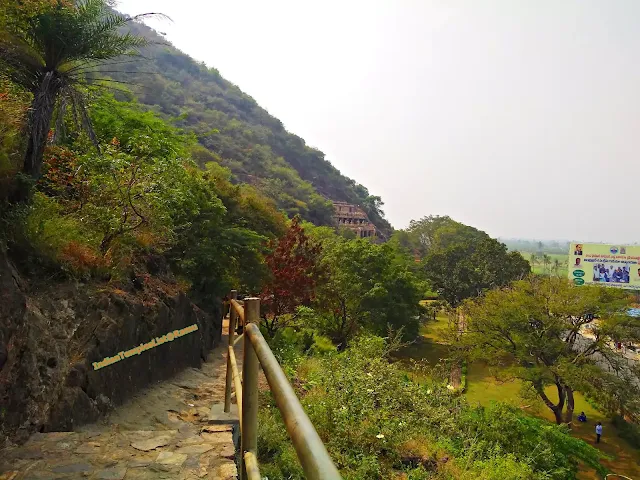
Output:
left=257, top=334, right=607, bottom=480
left=612, top=414, right=640, bottom=449
left=59, top=241, right=105, bottom=277
left=267, top=326, right=336, bottom=377
left=23, top=193, right=104, bottom=276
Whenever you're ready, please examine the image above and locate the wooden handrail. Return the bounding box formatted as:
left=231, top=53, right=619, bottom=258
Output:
left=230, top=299, right=245, bottom=324
left=228, top=346, right=242, bottom=432
left=223, top=293, right=341, bottom=480
left=223, top=291, right=238, bottom=413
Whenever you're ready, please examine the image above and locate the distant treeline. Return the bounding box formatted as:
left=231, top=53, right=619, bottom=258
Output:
left=500, top=239, right=570, bottom=254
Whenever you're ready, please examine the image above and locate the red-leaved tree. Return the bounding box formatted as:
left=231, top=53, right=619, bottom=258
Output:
left=259, top=216, right=322, bottom=337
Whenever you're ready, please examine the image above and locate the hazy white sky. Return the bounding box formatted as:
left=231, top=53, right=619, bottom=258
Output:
left=117, top=0, right=640, bottom=243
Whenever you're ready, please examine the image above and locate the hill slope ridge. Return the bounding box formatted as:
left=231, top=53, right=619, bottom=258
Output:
left=103, top=18, right=392, bottom=236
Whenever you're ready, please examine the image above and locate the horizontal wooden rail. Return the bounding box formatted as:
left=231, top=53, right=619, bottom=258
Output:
left=230, top=299, right=245, bottom=324
left=223, top=292, right=341, bottom=480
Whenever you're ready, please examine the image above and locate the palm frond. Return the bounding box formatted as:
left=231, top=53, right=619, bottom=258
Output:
left=3, top=0, right=167, bottom=178
left=61, top=58, right=146, bottom=76
left=52, top=93, right=68, bottom=143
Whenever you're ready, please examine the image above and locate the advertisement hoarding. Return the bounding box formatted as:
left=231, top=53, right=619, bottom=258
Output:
left=569, top=243, right=640, bottom=289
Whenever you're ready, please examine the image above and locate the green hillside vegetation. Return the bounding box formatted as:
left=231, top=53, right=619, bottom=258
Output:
left=95, top=20, right=392, bottom=237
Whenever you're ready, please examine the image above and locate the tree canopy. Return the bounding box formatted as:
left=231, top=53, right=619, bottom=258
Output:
left=398, top=216, right=530, bottom=306
left=88, top=19, right=392, bottom=233
left=300, top=231, right=425, bottom=347
left=0, top=0, right=159, bottom=186
left=460, top=276, right=640, bottom=424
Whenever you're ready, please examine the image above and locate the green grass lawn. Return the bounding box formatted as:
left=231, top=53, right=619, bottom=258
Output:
left=398, top=313, right=640, bottom=480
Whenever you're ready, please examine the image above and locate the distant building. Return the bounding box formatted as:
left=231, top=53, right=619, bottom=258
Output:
left=333, top=201, right=376, bottom=239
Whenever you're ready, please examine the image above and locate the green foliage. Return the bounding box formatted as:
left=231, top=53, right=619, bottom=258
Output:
left=42, top=95, right=218, bottom=261
left=3, top=91, right=284, bottom=301
left=502, top=239, right=571, bottom=255
left=399, top=215, right=461, bottom=258
left=611, top=415, right=640, bottom=449
left=23, top=192, right=103, bottom=275
left=454, top=402, right=607, bottom=477
left=266, top=324, right=336, bottom=376
left=95, top=20, right=392, bottom=234
left=392, top=216, right=530, bottom=306
left=258, top=335, right=607, bottom=479
left=419, top=218, right=530, bottom=306
left=461, top=276, right=640, bottom=424
left=311, top=237, right=425, bottom=346
left=0, top=0, right=160, bottom=180
left=0, top=77, right=29, bottom=178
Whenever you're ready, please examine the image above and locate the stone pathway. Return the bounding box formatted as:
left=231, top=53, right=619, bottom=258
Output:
left=0, top=321, right=240, bottom=480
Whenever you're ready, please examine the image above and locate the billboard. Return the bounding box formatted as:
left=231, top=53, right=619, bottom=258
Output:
left=569, top=243, right=640, bottom=289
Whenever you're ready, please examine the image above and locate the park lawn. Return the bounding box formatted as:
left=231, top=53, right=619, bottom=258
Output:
left=393, top=313, right=452, bottom=382
left=465, top=362, right=640, bottom=479
left=399, top=314, right=640, bottom=480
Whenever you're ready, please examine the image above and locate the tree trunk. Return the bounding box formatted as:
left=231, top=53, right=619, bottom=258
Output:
left=552, top=406, right=564, bottom=425
left=534, top=381, right=566, bottom=425
left=564, top=386, right=575, bottom=427
left=554, top=381, right=566, bottom=425
left=24, top=73, right=59, bottom=180
left=100, top=233, right=116, bottom=254
left=449, top=362, right=462, bottom=388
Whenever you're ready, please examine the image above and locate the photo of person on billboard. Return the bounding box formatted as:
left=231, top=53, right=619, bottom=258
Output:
left=592, top=263, right=630, bottom=283
left=574, top=244, right=583, bottom=255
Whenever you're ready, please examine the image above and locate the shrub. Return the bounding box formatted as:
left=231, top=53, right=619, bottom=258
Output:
left=257, top=334, right=607, bottom=480
left=23, top=193, right=102, bottom=273
left=611, top=414, right=640, bottom=449
left=59, top=241, right=105, bottom=277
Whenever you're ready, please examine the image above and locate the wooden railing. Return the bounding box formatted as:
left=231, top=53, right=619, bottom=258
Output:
left=223, top=290, right=342, bottom=480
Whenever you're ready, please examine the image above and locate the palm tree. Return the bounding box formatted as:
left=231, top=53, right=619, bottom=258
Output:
left=553, top=258, right=561, bottom=276
left=542, top=254, right=551, bottom=274
left=0, top=0, right=159, bottom=190
left=529, top=253, right=537, bottom=267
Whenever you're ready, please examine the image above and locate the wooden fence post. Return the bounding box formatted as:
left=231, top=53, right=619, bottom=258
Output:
left=241, top=297, right=260, bottom=480
left=224, top=290, right=237, bottom=413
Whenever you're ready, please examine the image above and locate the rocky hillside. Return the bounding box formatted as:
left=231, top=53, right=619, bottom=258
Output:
left=98, top=16, right=393, bottom=238
left=0, top=250, right=222, bottom=446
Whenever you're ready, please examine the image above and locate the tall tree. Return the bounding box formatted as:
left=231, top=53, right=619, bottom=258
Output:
left=460, top=276, right=640, bottom=425
left=259, top=216, right=322, bottom=337
left=312, top=238, right=424, bottom=348
left=404, top=215, right=458, bottom=258
left=0, top=0, right=158, bottom=189
left=422, top=226, right=530, bottom=307
left=553, top=258, right=561, bottom=276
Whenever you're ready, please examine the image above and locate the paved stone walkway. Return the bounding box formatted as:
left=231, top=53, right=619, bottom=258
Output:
left=0, top=321, right=240, bottom=480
